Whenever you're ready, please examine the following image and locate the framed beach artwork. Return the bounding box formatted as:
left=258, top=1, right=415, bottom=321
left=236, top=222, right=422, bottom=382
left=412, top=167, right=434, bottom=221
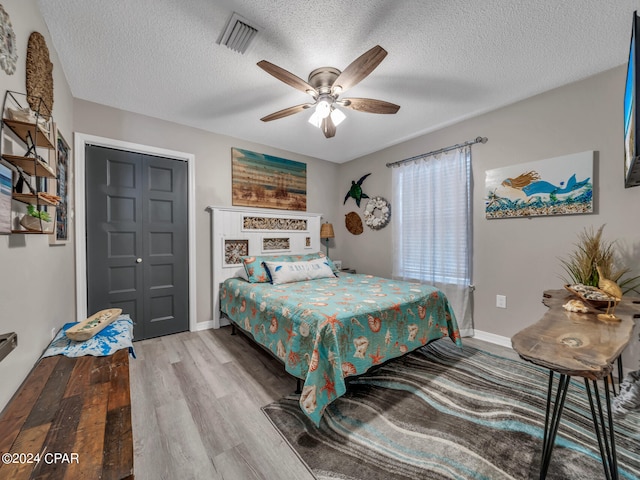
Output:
left=0, top=163, right=11, bottom=234
left=485, top=151, right=593, bottom=219
left=232, top=147, right=307, bottom=211
left=50, top=132, right=70, bottom=244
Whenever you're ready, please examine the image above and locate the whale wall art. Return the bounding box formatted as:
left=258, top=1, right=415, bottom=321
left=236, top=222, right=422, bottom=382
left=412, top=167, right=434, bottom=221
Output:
left=485, top=151, right=594, bottom=219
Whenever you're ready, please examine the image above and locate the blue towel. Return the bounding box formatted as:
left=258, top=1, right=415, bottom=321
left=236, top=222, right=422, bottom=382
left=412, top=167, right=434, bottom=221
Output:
left=42, top=315, right=135, bottom=358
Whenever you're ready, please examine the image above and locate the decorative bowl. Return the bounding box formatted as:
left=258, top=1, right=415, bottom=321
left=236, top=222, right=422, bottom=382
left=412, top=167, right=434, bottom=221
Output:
left=564, top=284, right=615, bottom=310
left=20, top=214, right=53, bottom=233
left=66, top=308, right=122, bottom=341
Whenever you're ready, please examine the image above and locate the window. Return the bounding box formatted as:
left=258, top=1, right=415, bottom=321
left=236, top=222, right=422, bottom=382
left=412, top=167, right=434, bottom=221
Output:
left=392, top=146, right=473, bottom=334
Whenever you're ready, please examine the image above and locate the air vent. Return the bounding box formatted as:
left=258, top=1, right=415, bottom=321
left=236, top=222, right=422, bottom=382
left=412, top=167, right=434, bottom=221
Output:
left=218, top=12, right=259, bottom=54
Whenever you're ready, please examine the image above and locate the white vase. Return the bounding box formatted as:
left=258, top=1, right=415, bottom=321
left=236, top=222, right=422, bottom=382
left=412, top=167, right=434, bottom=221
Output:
left=20, top=214, right=53, bottom=233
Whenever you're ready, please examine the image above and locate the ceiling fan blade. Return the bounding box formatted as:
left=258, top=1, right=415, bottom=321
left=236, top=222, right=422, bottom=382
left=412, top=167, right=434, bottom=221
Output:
left=260, top=103, right=313, bottom=122
left=340, top=98, right=400, bottom=114
left=321, top=115, right=336, bottom=138
left=257, top=60, right=318, bottom=97
left=331, top=45, right=387, bottom=95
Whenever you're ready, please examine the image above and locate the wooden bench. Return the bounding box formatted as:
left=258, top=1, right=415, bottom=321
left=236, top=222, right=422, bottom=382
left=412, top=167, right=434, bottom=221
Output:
left=0, top=349, right=133, bottom=479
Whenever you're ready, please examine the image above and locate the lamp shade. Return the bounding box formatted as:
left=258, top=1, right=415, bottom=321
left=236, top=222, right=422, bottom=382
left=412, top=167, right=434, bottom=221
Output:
left=320, top=222, right=335, bottom=239
left=316, top=98, right=332, bottom=119
left=330, top=107, right=346, bottom=126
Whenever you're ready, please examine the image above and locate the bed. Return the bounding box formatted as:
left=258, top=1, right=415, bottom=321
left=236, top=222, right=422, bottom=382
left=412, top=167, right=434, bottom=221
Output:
left=208, top=205, right=462, bottom=425
left=220, top=271, right=461, bottom=425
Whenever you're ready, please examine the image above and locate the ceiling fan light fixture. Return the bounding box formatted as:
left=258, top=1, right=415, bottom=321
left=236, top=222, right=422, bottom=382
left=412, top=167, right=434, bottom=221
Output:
left=308, top=110, right=323, bottom=128
left=257, top=45, right=398, bottom=137
left=330, top=107, right=346, bottom=126
left=316, top=97, right=332, bottom=119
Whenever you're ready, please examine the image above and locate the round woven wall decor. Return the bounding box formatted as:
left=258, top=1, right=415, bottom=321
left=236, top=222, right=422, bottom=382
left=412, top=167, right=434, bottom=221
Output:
left=26, top=31, right=54, bottom=117
left=345, top=211, right=363, bottom=235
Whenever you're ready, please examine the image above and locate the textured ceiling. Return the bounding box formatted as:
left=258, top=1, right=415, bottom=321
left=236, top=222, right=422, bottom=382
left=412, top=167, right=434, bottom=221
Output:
left=37, top=0, right=640, bottom=163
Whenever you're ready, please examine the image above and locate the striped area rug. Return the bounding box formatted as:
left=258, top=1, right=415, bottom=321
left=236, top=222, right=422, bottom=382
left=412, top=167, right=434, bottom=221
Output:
left=262, top=340, right=640, bottom=480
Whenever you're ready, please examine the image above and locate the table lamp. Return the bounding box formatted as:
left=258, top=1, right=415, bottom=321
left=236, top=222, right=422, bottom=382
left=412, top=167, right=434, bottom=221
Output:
left=320, top=222, right=334, bottom=256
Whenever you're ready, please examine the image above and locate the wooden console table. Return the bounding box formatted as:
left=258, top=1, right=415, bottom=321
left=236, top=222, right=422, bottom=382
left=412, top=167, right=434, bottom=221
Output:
left=0, top=349, right=133, bottom=480
left=512, top=289, right=640, bottom=480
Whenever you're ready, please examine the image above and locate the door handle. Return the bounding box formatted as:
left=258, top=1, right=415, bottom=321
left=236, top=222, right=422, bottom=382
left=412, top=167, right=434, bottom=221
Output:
left=136, top=258, right=143, bottom=263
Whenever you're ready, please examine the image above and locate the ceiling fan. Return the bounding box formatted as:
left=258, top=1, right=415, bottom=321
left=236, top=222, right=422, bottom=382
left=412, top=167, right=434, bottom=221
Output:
left=257, top=45, right=400, bottom=138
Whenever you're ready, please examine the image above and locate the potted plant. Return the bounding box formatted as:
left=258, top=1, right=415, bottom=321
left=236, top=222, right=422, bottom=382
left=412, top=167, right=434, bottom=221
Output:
left=20, top=204, right=53, bottom=232
left=560, top=224, right=640, bottom=295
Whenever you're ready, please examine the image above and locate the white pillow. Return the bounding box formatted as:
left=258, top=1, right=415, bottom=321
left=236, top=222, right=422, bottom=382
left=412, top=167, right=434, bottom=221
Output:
left=234, top=267, right=249, bottom=281
left=263, top=258, right=336, bottom=285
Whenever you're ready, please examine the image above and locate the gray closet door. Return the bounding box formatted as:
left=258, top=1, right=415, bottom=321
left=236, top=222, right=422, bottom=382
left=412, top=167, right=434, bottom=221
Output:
left=85, top=145, right=189, bottom=340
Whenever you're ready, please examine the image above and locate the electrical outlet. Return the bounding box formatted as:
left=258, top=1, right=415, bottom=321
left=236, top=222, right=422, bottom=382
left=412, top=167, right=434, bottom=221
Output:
left=496, top=295, right=507, bottom=309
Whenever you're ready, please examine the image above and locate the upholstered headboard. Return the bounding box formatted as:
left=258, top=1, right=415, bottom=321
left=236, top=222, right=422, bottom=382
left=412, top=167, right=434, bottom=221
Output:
left=207, top=205, right=322, bottom=328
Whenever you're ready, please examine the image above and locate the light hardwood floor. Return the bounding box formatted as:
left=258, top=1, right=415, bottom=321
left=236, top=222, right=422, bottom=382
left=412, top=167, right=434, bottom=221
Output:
left=128, top=327, right=516, bottom=479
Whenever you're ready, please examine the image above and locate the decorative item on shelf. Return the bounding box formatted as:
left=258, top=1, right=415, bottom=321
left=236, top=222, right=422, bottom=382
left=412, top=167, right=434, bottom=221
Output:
left=0, top=4, right=17, bottom=75
left=562, top=298, right=590, bottom=313
left=6, top=106, right=35, bottom=123
left=345, top=211, right=363, bottom=235
left=320, top=222, right=334, bottom=256
left=0, top=163, right=10, bottom=235
left=5, top=107, right=50, bottom=137
left=65, top=308, right=122, bottom=341
left=19, top=204, right=53, bottom=232
left=559, top=225, right=640, bottom=297
left=363, top=196, right=391, bottom=230
left=564, top=284, right=614, bottom=310
left=344, top=173, right=370, bottom=207
left=26, top=32, right=54, bottom=118
left=595, top=265, right=623, bottom=321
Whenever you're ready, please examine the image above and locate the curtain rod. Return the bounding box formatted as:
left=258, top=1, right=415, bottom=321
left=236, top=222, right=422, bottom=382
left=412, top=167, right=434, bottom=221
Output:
left=385, top=136, right=488, bottom=168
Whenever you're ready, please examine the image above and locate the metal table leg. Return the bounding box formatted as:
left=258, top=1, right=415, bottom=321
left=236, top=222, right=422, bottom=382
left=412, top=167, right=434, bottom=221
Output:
left=540, top=373, right=620, bottom=479
left=609, top=356, right=624, bottom=396
left=585, top=377, right=619, bottom=480
left=540, top=371, right=570, bottom=479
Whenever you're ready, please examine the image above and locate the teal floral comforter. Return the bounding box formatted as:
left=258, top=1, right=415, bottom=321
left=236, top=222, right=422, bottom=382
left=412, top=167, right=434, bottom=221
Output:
left=220, top=274, right=462, bottom=425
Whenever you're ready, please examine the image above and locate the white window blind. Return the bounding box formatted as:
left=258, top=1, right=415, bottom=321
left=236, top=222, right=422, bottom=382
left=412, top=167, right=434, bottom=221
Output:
left=392, top=146, right=473, bottom=335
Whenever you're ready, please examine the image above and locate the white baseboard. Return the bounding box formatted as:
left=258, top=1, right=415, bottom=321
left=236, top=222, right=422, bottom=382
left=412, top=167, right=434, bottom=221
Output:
left=196, top=316, right=230, bottom=331
left=194, top=320, right=214, bottom=331
left=472, top=330, right=512, bottom=349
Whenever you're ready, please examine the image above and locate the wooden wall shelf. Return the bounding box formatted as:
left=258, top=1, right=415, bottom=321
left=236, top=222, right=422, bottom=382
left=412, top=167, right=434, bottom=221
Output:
left=2, top=118, right=55, bottom=149
left=12, top=192, right=58, bottom=206
left=1, top=154, right=55, bottom=178
left=1, top=91, right=58, bottom=236
left=11, top=229, right=52, bottom=234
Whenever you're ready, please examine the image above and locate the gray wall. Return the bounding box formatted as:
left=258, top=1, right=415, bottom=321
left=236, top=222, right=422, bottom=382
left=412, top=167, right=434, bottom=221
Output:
left=3, top=2, right=639, bottom=413
left=73, top=100, right=340, bottom=329
left=0, top=0, right=75, bottom=410
left=337, top=66, right=640, bottom=369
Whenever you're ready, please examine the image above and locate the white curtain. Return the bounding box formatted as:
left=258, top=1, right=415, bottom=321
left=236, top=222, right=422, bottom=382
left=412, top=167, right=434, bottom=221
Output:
left=391, top=146, right=473, bottom=336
